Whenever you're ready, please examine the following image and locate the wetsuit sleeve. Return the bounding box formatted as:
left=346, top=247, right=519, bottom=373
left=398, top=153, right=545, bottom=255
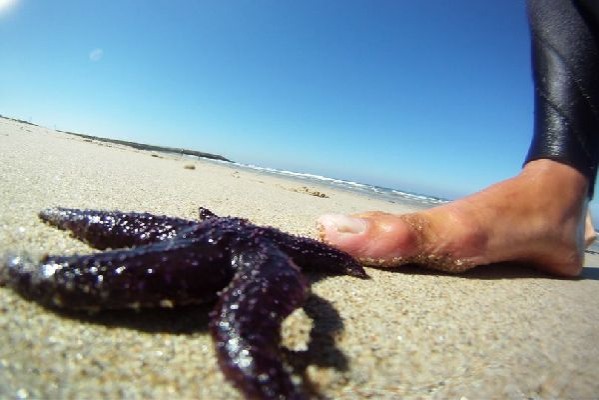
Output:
left=525, top=0, right=599, bottom=196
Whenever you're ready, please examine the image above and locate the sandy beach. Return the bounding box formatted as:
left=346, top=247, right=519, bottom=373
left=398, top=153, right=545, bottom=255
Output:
left=1, top=116, right=599, bottom=399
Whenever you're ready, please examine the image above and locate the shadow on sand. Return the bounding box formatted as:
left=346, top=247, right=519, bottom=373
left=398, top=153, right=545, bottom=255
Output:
left=368, top=262, right=599, bottom=281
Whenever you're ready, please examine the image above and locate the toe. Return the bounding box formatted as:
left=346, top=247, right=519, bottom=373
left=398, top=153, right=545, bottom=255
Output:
left=317, top=214, right=369, bottom=254
left=317, top=213, right=421, bottom=264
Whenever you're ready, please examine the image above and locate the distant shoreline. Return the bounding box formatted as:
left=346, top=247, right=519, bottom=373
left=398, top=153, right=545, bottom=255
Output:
left=0, top=114, right=232, bottom=163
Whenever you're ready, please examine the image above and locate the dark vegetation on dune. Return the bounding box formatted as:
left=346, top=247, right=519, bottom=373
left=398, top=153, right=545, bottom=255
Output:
left=1, top=114, right=232, bottom=163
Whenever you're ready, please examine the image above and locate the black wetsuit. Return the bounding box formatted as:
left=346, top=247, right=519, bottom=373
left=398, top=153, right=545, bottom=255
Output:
left=525, top=0, right=599, bottom=195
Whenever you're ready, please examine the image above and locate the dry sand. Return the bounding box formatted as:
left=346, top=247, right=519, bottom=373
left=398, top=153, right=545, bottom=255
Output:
left=1, top=117, right=599, bottom=399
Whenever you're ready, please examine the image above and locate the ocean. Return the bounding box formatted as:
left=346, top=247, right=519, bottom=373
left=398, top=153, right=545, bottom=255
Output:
left=199, top=157, right=449, bottom=208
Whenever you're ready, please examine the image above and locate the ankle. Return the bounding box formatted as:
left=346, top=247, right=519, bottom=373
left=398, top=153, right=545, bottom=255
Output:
left=521, top=159, right=589, bottom=197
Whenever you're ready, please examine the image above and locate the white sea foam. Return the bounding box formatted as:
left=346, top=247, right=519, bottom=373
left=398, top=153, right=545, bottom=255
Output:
left=198, top=158, right=448, bottom=207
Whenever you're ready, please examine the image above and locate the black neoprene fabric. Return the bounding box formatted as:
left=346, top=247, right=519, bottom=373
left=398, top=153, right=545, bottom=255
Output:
left=525, top=0, right=599, bottom=196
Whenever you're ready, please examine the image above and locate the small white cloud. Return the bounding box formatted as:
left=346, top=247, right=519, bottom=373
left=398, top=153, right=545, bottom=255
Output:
left=89, top=48, right=104, bottom=62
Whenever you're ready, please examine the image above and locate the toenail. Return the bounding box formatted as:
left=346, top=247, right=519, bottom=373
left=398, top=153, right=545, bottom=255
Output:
left=318, top=214, right=367, bottom=235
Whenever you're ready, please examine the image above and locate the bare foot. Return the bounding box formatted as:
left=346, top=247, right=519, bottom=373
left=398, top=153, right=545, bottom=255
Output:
left=318, top=159, right=590, bottom=277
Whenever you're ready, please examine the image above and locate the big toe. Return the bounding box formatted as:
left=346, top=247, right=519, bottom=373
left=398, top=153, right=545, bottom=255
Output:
left=317, top=212, right=420, bottom=265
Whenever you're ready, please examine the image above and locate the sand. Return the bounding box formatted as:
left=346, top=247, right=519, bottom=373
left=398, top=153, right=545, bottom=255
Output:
left=1, top=116, right=599, bottom=399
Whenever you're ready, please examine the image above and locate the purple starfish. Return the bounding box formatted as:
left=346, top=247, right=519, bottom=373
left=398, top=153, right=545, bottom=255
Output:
left=0, top=207, right=367, bottom=399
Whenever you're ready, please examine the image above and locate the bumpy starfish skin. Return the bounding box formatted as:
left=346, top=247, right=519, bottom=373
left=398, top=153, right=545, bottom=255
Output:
left=0, top=207, right=367, bottom=400
left=211, top=243, right=308, bottom=399
left=38, top=207, right=198, bottom=249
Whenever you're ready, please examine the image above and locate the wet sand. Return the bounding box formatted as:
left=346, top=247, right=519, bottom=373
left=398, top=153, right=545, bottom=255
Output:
left=1, top=117, right=599, bottom=399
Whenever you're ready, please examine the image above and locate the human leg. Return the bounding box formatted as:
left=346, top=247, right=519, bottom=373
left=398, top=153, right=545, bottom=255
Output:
left=318, top=0, right=599, bottom=277
left=525, top=0, right=599, bottom=194
left=585, top=210, right=596, bottom=246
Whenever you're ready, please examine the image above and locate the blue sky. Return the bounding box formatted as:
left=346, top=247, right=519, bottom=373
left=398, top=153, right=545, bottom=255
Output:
left=0, top=1, right=579, bottom=208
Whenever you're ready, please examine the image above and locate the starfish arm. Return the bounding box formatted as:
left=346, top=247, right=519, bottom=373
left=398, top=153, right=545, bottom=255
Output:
left=0, top=239, right=233, bottom=310
left=270, top=232, right=368, bottom=278
left=198, top=207, right=218, bottom=220
left=39, top=207, right=197, bottom=249
left=210, top=243, right=308, bottom=400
